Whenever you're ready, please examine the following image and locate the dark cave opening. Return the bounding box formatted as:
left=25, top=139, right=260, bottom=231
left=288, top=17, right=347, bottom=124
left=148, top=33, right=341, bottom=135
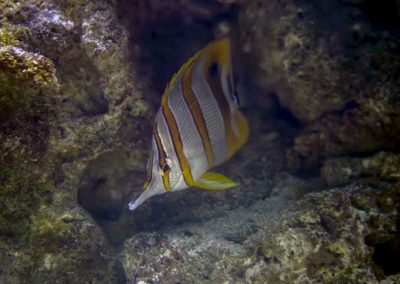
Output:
left=366, top=233, right=400, bottom=278
left=372, top=234, right=400, bottom=276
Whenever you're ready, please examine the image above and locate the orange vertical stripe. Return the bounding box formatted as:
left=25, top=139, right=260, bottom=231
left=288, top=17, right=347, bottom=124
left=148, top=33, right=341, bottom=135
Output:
left=161, top=100, right=195, bottom=186
left=204, top=58, right=237, bottom=157
left=153, top=125, right=171, bottom=191
left=143, top=154, right=153, bottom=190
left=182, top=67, right=214, bottom=168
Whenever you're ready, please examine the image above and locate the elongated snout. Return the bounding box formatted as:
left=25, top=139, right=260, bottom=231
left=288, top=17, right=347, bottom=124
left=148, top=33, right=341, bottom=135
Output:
left=128, top=185, right=164, bottom=211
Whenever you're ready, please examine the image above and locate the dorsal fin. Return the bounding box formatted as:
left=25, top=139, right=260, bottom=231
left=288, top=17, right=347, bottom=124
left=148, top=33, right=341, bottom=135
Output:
left=162, top=48, right=202, bottom=105
left=161, top=38, right=231, bottom=105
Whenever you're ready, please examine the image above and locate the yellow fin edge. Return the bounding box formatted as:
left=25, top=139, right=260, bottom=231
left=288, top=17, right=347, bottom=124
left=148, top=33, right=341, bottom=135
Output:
left=193, top=171, right=237, bottom=190
left=162, top=38, right=231, bottom=105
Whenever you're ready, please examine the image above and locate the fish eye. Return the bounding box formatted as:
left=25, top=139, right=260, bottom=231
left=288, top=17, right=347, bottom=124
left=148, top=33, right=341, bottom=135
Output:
left=162, top=164, right=170, bottom=173
left=209, top=62, right=218, bottom=77
left=159, top=157, right=172, bottom=174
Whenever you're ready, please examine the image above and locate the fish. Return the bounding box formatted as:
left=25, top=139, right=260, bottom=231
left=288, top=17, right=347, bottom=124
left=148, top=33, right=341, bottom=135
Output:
left=128, top=38, right=249, bottom=211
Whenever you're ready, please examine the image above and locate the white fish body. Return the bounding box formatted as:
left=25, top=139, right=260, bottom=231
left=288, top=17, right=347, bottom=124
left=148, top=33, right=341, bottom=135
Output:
left=129, top=38, right=249, bottom=211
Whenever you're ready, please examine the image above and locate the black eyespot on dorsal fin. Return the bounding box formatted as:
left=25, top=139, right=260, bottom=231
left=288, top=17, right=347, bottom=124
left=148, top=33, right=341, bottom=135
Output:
left=209, top=62, right=218, bottom=77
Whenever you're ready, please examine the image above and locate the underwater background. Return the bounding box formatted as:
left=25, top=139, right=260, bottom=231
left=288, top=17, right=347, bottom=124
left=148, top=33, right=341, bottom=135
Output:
left=0, top=0, right=399, bottom=283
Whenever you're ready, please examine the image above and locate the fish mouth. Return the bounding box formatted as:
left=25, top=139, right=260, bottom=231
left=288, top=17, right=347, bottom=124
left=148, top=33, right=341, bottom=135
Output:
left=128, top=175, right=187, bottom=211
left=128, top=197, right=142, bottom=211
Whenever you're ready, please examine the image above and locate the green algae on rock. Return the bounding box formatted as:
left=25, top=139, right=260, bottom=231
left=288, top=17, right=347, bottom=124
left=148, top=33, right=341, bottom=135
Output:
left=0, top=35, right=57, bottom=121
left=0, top=0, right=145, bottom=283
left=0, top=45, right=57, bottom=87
left=0, top=27, right=58, bottom=249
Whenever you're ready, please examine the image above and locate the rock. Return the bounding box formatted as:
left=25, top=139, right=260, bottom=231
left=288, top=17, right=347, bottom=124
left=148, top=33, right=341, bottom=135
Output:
left=239, top=0, right=351, bottom=123
left=0, top=0, right=145, bottom=282
left=122, top=183, right=400, bottom=283
left=239, top=0, right=400, bottom=124
left=270, top=172, right=320, bottom=200
left=0, top=25, right=57, bottom=122
left=321, top=152, right=400, bottom=187
left=287, top=90, right=400, bottom=172
left=237, top=0, right=400, bottom=174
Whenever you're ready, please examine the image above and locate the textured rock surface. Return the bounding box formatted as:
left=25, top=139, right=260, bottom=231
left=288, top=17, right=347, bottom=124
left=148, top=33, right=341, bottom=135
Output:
left=287, top=91, right=400, bottom=172
left=123, top=183, right=400, bottom=283
left=322, top=152, right=400, bottom=187
left=0, top=0, right=145, bottom=282
left=239, top=0, right=400, bottom=123
left=238, top=0, right=400, bottom=171
left=1, top=0, right=399, bottom=283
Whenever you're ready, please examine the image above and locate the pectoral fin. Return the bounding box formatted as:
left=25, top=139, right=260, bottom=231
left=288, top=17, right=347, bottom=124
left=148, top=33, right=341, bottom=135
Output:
left=193, top=172, right=237, bottom=190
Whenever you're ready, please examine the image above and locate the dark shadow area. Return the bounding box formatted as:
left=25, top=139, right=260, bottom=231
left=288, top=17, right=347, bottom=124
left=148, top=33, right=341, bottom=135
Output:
left=77, top=148, right=147, bottom=243
left=363, top=0, right=400, bottom=28
left=116, top=0, right=237, bottom=108
left=372, top=234, right=400, bottom=276
left=57, top=52, right=110, bottom=117
left=114, top=260, right=127, bottom=284
left=366, top=233, right=400, bottom=279
left=273, top=97, right=302, bottom=129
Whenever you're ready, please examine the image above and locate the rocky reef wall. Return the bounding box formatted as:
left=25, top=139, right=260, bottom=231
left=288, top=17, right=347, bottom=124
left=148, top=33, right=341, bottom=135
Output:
left=0, top=0, right=399, bottom=283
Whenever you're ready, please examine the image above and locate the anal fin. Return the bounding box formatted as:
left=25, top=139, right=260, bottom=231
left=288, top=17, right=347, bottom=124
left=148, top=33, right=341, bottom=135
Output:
left=193, top=172, right=237, bottom=190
